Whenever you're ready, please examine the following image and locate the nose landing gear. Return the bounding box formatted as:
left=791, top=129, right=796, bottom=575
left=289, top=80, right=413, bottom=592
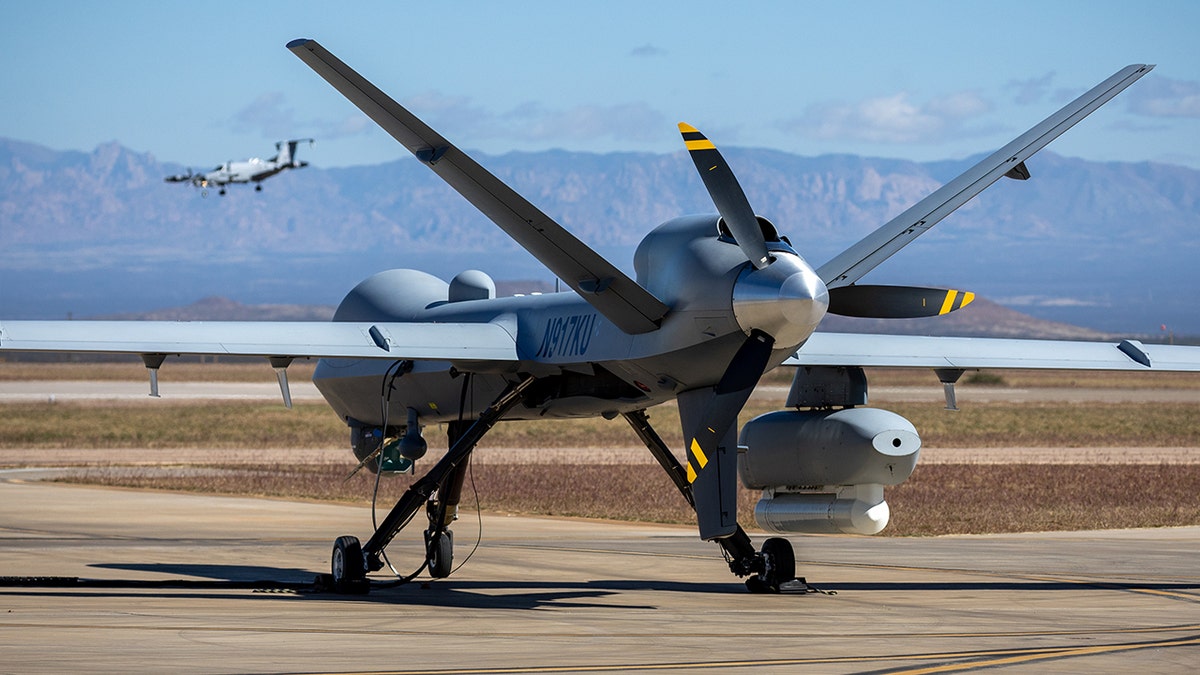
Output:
left=622, top=409, right=805, bottom=594
left=743, top=537, right=797, bottom=593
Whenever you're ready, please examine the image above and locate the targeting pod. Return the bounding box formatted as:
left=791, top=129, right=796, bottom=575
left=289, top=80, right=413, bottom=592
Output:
left=738, top=407, right=921, bottom=535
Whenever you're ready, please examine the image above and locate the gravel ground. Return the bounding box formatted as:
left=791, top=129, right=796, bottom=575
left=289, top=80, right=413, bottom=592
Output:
left=3, top=444, right=1198, bottom=467
left=2, top=379, right=1195, bottom=467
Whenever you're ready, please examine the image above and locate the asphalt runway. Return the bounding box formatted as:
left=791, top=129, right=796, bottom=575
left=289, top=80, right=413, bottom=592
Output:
left=1, top=471, right=1198, bottom=674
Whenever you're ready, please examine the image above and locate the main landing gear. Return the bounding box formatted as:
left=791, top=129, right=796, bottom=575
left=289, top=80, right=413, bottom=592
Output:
left=326, top=377, right=535, bottom=595
left=623, top=409, right=801, bottom=593
left=331, top=535, right=368, bottom=594
left=422, top=418, right=472, bottom=580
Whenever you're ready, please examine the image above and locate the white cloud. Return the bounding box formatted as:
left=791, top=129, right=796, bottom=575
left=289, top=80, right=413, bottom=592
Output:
left=1006, top=72, right=1056, bottom=105
left=228, top=90, right=670, bottom=150
left=229, top=91, right=374, bottom=140
left=404, top=91, right=668, bottom=145
left=629, top=44, right=666, bottom=58
left=780, top=89, right=993, bottom=145
left=1128, top=76, right=1200, bottom=118
left=996, top=295, right=1105, bottom=308
left=231, top=92, right=293, bottom=135
left=928, top=92, right=990, bottom=118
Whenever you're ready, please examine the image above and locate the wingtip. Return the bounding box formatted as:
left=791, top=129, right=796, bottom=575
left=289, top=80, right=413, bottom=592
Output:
left=286, top=38, right=314, bottom=49
left=678, top=122, right=699, bottom=134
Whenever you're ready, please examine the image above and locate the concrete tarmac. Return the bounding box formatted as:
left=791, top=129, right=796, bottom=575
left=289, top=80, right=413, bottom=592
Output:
left=1, top=471, right=1198, bottom=674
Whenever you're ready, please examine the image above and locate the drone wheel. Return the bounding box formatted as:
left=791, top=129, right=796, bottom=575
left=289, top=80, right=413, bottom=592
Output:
left=761, top=537, right=795, bottom=591
left=427, top=529, right=454, bottom=578
left=331, top=535, right=368, bottom=594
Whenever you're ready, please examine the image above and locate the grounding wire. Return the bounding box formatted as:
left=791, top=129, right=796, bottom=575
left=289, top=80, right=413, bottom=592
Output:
left=365, top=364, right=489, bottom=586
left=372, top=359, right=416, bottom=580
left=446, top=372, right=483, bottom=577
left=448, top=453, right=484, bottom=576
left=375, top=358, right=439, bottom=584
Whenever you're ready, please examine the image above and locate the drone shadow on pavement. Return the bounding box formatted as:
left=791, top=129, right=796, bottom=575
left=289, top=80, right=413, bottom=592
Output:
left=0, top=561, right=756, bottom=609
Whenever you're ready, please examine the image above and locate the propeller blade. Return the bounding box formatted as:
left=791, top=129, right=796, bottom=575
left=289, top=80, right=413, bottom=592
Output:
left=827, top=285, right=975, bottom=318
left=714, top=329, right=776, bottom=397
left=692, top=331, right=775, bottom=451
left=679, top=123, right=772, bottom=270
left=681, top=329, right=775, bottom=540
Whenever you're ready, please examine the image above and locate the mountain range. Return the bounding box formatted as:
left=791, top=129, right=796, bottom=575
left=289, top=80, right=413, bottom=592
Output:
left=1, top=137, right=1196, bottom=336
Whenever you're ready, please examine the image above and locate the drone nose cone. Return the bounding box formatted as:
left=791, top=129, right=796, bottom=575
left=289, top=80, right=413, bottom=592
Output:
left=732, top=254, right=828, bottom=348
left=780, top=267, right=829, bottom=328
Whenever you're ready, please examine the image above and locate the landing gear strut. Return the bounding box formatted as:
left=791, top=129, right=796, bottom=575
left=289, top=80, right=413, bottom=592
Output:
left=623, top=409, right=800, bottom=593
left=423, top=419, right=472, bottom=578
left=327, top=377, right=534, bottom=594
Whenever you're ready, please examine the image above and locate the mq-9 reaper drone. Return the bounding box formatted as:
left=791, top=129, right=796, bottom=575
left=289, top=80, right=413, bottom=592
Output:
left=3, top=40, right=1198, bottom=595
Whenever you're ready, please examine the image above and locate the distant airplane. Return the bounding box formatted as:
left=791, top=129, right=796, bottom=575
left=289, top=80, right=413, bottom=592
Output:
left=164, top=139, right=313, bottom=196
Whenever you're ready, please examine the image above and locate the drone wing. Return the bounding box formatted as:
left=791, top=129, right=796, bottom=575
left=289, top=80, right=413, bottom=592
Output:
left=817, top=64, right=1154, bottom=289
left=789, top=332, right=1200, bottom=371
left=0, top=320, right=517, bottom=362
left=287, top=38, right=669, bottom=335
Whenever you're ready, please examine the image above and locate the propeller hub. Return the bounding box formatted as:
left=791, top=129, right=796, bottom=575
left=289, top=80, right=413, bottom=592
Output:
left=732, top=253, right=828, bottom=348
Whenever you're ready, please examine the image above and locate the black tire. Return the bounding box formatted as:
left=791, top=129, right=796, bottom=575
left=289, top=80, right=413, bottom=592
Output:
left=761, top=537, right=796, bottom=591
left=331, top=535, right=369, bottom=594
left=427, top=529, right=454, bottom=579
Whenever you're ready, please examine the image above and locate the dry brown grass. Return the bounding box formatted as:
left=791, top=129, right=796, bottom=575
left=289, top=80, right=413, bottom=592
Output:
left=871, top=402, right=1200, bottom=448
left=9, top=362, right=1198, bottom=534
left=56, top=461, right=1200, bottom=536
left=2, top=396, right=1200, bottom=449
left=3, top=399, right=1197, bottom=450
left=885, top=463, right=1200, bottom=535
left=0, top=401, right=346, bottom=449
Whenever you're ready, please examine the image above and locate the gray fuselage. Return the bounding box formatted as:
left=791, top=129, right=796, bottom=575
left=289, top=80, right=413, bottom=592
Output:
left=313, top=215, right=825, bottom=428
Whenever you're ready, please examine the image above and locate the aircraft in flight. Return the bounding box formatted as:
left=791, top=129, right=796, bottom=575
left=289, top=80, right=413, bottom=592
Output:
left=164, top=138, right=314, bottom=196
left=3, top=40, right=1198, bottom=595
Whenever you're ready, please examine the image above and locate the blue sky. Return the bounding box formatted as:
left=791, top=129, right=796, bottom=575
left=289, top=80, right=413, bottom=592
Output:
left=2, top=1, right=1198, bottom=169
